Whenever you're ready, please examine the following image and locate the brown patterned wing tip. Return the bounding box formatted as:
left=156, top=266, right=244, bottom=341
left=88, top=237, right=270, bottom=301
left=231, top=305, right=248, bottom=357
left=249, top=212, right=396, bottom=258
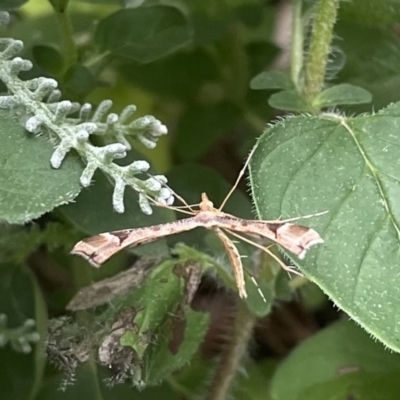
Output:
left=71, top=232, right=127, bottom=267
left=275, top=223, right=324, bottom=259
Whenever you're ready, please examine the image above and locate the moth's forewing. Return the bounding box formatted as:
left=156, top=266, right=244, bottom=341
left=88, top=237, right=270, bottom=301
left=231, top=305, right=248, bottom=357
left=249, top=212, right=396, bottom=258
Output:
left=216, top=215, right=324, bottom=259
left=274, top=223, right=324, bottom=259
left=71, top=218, right=201, bottom=267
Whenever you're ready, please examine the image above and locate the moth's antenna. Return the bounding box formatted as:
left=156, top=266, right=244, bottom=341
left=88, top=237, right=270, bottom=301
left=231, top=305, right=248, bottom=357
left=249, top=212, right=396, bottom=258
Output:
left=145, top=194, right=196, bottom=216
left=259, top=210, right=329, bottom=224
left=218, top=145, right=257, bottom=212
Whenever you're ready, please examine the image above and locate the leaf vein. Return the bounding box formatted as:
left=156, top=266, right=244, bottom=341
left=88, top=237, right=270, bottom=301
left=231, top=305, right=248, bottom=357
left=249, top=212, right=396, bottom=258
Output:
left=341, top=119, right=400, bottom=240
left=351, top=216, right=389, bottom=306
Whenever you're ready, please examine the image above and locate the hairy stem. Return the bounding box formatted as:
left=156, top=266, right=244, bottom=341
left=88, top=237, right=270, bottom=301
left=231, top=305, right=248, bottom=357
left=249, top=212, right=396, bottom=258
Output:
left=290, top=0, right=304, bottom=91
left=303, top=0, right=340, bottom=106
left=205, top=301, right=256, bottom=400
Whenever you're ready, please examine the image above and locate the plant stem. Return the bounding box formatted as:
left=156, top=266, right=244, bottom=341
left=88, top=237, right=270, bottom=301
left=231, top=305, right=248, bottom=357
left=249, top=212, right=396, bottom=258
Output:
left=205, top=301, right=256, bottom=400
left=303, top=0, right=340, bottom=105
left=290, top=0, right=304, bottom=91
left=51, top=0, right=77, bottom=71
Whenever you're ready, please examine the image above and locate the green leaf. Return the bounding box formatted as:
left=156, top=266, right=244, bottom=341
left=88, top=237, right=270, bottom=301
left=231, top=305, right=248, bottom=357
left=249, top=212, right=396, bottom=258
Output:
left=63, top=64, right=99, bottom=101
left=143, top=306, right=209, bottom=385
left=7, top=13, right=96, bottom=51
left=119, top=257, right=209, bottom=386
left=0, top=111, right=83, bottom=224
left=270, top=320, right=400, bottom=400
left=174, top=102, right=242, bottom=161
left=192, top=13, right=229, bottom=45
left=314, top=84, right=372, bottom=108
left=298, top=372, right=400, bottom=400
left=0, top=263, right=47, bottom=400
left=119, top=48, right=218, bottom=100
left=268, top=90, right=310, bottom=112
left=249, top=102, right=400, bottom=352
left=250, top=71, right=293, bottom=90
left=32, top=45, right=64, bottom=75
left=95, top=6, right=192, bottom=64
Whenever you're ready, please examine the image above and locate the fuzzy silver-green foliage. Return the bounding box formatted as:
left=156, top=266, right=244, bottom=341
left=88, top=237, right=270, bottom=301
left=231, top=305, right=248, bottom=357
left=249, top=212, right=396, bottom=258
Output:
left=0, top=11, right=173, bottom=215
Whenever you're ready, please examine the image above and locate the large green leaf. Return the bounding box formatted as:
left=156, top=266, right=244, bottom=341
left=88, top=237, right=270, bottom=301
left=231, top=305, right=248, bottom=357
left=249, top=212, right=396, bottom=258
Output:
left=270, top=320, right=400, bottom=400
left=249, top=102, right=400, bottom=352
left=95, top=6, right=192, bottom=64
left=0, top=112, right=82, bottom=224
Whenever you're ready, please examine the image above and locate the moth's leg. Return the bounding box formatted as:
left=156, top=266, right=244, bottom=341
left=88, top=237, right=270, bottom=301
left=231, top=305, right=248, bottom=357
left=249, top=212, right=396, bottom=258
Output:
left=221, top=229, right=267, bottom=303
left=213, top=228, right=247, bottom=299
left=223, top=229, right=303, bottom=277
